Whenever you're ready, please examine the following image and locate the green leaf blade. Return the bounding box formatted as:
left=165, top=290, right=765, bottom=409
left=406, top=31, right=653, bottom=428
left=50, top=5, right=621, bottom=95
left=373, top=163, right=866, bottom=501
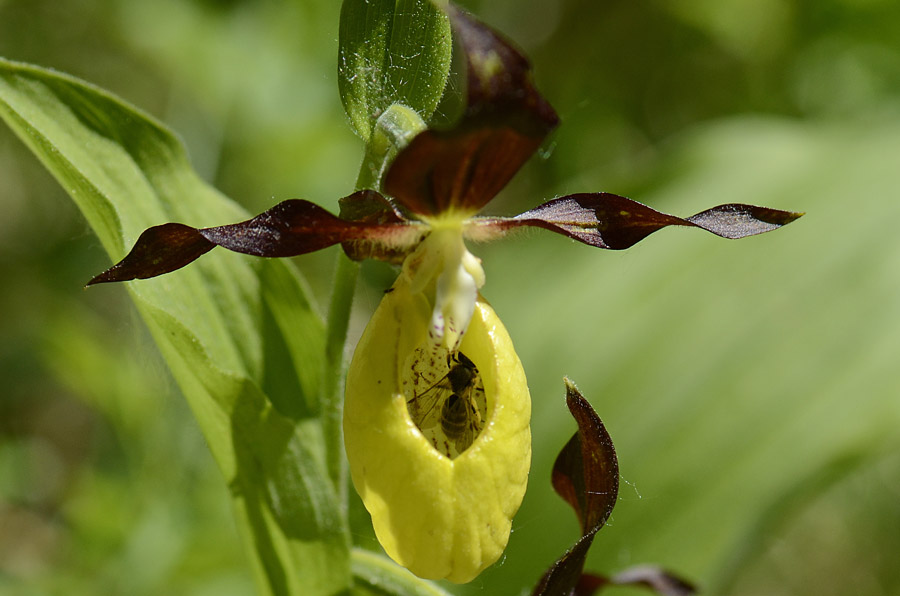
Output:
left=0, top=57, right=350, bottom=596
left=351, top=549, right=455, bottom=596
left=338, top=0, right=451, bottom=140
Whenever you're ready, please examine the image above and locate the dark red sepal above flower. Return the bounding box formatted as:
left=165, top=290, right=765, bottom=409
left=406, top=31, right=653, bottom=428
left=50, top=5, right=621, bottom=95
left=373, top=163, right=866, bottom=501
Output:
left=384, top=6, right=559, bottom=217
left=87, top=191, right=421, bottom=285
left=532, top=380, right=697, bottom=596
left=495, top=193, right=803, bottom=250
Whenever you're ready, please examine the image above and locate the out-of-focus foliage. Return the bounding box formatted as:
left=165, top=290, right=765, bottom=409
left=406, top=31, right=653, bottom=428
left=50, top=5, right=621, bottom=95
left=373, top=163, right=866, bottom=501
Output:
left=1, top=0, right=899, bottom=595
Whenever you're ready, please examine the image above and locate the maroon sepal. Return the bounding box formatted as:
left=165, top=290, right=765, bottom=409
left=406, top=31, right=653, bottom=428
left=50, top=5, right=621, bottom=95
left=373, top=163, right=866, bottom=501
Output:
left=384, top=5, right=559, bottom=216
left=87, top=223, right=215, bottom=285
left=532, top=379, right=619, bottom=596
left=532, top=380, right=697, bottom=596
left=88, top=191, right=422, bottom=285
left=338, top=190, right=417, bottom=263
left=575, top=566, right=697, bottom=596
left=497, top=193, right=803, bottom=249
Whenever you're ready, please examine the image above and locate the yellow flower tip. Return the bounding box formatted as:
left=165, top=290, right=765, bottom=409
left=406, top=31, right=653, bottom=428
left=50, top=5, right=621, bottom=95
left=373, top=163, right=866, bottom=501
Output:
left=344, top=278, right=531, bottom=583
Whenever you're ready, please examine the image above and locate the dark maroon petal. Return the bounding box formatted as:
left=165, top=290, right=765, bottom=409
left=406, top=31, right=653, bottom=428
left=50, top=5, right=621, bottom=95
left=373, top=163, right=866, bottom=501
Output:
left=88, top=191, right=423, bottom=284
left=202, top=191, right=420, bottom=260
left=532, top=379, right=619, bottom=596
left=384, top=126, right=543, bottom=217
left=607, top=566, right=697, bottom=596
left=448, top=5, right=558, bottom=130
left=533, top=381, right=698, bottom=596
left=686, top=203, right=802, bottom=238
left=338, top=189, right=405, bottom=224
left=201, top=197, right=375, bottom=257
left=533, top=533, right=600, bottom=596
left=86, top=223, right=214, bottom=285
left=574, top=568, right=696, bottom=596
left=574, top=574, right=610, bottom=596
left=501, top=193, right=803, bottom=249
left=338, top=190, right=417, bottom=263
left=551, top=380, right=619, bottom=534
left=384, top=5, right=559, bottom=216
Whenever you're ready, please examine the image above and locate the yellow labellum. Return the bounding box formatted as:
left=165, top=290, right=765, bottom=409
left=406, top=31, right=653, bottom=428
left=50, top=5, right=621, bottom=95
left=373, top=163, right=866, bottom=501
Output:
left=344, top=277, right=531, bottom=583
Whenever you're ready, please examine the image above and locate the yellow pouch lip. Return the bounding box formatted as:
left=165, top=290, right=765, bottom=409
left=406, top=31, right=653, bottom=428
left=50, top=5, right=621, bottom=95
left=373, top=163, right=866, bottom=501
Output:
left=344, top=279, right=531, bottom=583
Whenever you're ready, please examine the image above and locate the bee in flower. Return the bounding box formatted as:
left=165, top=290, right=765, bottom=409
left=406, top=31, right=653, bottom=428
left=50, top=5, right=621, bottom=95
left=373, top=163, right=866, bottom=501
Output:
left=87, top=2, right=802, bottom=584
left=405, top=348, right=486, bottom=458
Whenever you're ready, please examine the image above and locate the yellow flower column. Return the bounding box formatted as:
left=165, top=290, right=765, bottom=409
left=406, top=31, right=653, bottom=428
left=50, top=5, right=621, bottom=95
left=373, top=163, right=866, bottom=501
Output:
left=344, top=252, right=531, bottom=583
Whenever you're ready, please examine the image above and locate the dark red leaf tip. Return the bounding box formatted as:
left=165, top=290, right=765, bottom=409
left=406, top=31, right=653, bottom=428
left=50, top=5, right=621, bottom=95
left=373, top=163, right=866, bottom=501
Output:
left=574, top=567, right=697, bottom=596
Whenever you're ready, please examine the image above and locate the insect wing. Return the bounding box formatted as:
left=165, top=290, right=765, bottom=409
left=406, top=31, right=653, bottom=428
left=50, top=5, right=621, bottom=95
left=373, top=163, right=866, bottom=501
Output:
left=407, top=370, right=453, bottom=430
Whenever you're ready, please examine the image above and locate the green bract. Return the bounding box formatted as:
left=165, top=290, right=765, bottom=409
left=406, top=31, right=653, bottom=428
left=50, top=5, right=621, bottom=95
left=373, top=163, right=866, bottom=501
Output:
left=338, top=0, right=452, bottom=141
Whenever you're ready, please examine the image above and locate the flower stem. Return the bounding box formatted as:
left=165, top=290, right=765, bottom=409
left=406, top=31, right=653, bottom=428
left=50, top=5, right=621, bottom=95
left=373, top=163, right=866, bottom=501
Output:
left=323, top=251, right=359, bottom=505
left=324, top=106, right=428, bottom=507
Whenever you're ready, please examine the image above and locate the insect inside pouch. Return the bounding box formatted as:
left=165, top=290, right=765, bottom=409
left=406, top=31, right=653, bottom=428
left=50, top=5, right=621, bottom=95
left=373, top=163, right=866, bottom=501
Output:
left=403, top=347, right=489, bottom=459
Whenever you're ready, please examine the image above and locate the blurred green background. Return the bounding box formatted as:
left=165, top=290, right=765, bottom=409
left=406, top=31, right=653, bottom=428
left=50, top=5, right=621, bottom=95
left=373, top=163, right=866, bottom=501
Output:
left=2, top=0, right=899, bottom=595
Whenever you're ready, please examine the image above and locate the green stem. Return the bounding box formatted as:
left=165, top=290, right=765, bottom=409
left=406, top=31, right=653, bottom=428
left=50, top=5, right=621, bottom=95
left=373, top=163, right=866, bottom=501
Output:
left=322, top=104, right=427, bottom=512
left=351, top=549, right=454, bottom=596
left=323, top=251, right=359, bottom=505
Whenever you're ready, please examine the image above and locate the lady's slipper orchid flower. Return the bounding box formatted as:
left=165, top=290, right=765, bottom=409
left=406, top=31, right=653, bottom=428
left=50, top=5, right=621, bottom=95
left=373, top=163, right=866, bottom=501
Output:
left=88, top=3, right=802, bottom=584
left=344, top=271, right=530, bottom=582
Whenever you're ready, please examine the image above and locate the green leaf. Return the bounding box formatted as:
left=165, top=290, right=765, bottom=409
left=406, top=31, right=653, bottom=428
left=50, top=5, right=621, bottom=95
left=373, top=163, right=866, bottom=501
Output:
left=338, top=0, right=452, bottom=140
left=351, top=549, right=455, bottom=596
left=0, top=58, right=350, bottom=596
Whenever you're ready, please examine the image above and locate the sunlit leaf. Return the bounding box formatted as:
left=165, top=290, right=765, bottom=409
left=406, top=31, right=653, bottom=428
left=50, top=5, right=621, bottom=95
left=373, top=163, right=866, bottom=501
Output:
left=0, top=57, right=350, bottom=595
left=338, top=0, right=452, bottom=140
left=351, top=549, right=455, bottom=596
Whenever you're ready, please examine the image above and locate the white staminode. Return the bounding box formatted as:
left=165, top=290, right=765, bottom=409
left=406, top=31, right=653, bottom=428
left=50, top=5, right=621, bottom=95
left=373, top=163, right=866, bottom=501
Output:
left=403, top=219, right=485, bottom=352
